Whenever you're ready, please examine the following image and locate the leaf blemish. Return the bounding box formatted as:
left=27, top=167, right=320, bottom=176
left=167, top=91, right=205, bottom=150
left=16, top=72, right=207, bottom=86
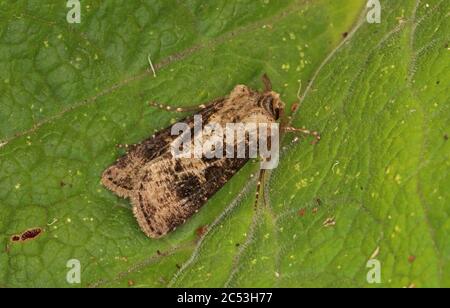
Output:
left=195, top=225, right=208, bottom=237
left=10, top=228, right=43, bottom=243
left=298, top=208, right=306, bottom=217
left=408, top=255, right=416, bottom=264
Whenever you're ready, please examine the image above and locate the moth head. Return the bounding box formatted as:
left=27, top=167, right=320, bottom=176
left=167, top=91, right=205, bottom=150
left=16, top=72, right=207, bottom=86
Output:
left=259, top=91, right=285, bottom=120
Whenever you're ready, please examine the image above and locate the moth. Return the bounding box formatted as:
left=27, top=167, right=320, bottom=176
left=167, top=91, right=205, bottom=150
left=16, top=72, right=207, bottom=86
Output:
left=101, top=75, right=319, bottom=238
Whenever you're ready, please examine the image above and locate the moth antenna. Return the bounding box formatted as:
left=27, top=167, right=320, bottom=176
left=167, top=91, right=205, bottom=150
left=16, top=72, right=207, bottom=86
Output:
left=262, top=74, right=272, bottom=92
left=148, top=101, right=208, bottom=113
left=282, top=127, right=321, bottom=145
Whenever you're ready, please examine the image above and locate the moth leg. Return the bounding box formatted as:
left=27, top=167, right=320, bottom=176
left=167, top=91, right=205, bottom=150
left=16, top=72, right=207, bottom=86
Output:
left=254, top=169, right=268, bottom=209
left=148, top=101, right=208, bottom=113
left=282, top=127, right=321, bottom=145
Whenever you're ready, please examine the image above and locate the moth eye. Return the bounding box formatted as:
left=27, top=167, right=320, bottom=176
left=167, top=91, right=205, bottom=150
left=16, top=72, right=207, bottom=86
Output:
left=274, top=108, right=280, bottom=119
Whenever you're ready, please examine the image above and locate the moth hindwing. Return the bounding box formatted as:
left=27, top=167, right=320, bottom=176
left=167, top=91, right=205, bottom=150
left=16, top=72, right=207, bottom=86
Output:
left=102, top=82, right=285, bottom=238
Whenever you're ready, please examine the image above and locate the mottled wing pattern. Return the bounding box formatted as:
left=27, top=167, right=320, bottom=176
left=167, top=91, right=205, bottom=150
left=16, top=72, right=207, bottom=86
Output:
left=132, top=156, right=248, bottom=238
left=101, top=100, right=224, bottom=198
left=130, top=86, right=273, bottom=238
left=101, top=128, right=174, bottom=198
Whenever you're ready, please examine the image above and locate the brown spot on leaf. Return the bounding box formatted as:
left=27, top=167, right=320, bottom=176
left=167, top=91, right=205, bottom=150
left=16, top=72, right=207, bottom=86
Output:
left=408, top=255, right=416, bottom=263
left=444, top=134, right=448, bottom=141
left=128, top=280, right=135, bottom=287
left=298, top=208, right=306, bottom=217
left=21, top=228, right=42, bottom=241
left=291, top=103, right=299, bottom=113
left=342, top=32, right=349, bottom=38
left=10, top=228, right=43, bottom=243
left=196, top=225, right=208, bottom=237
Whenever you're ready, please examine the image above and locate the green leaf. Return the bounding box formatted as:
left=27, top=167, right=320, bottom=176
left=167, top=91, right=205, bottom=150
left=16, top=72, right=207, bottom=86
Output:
left=0, top=0, right=448, bottom=288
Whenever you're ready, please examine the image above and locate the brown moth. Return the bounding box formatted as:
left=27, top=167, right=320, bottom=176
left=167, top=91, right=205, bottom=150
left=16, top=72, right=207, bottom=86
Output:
left=101, top=75, right=319, bottom=238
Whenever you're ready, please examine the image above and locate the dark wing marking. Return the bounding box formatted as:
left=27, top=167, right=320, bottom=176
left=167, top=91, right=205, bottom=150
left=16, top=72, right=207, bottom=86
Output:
left=101, top=99, right=225, bottom=198
left=132, top=156, right=248, bottom=238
